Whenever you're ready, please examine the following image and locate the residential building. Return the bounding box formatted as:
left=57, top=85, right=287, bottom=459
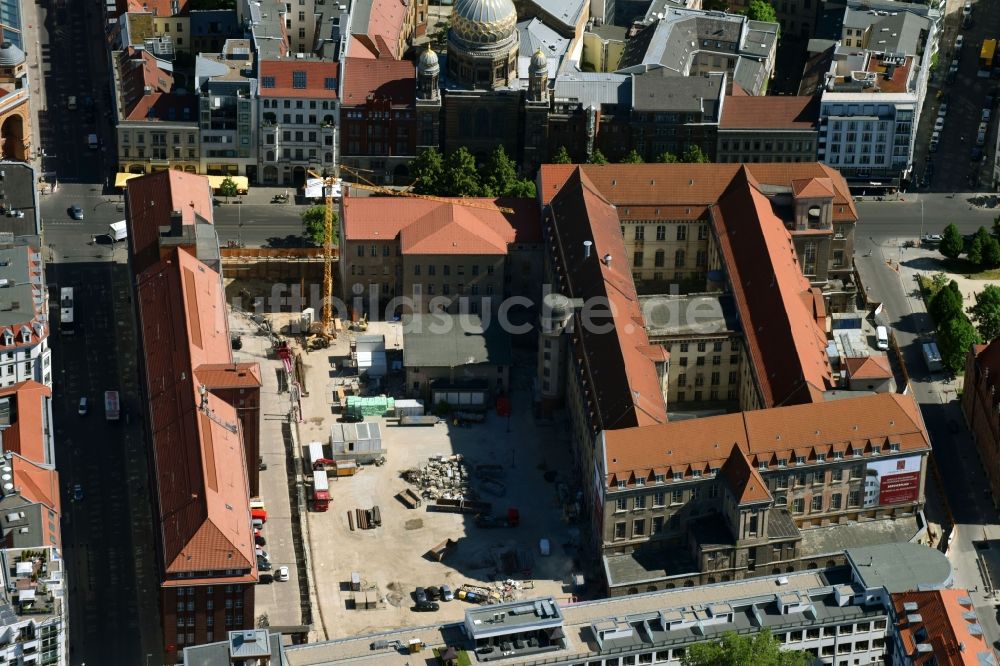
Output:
left=340, top=40, right=416, bottom=183
left=962, top=339, right=1000, bottom=509
left=0, top=41, right=30, bottom=162
left=617, top=9, right=779, bottom=97
left=537, top=163, right=859, bottom=312
left=183, top=629, right=282, bottom=665
left=889, top=589, right=992, bottom=666
left=546, top=72, right=632, bottom=163
left=180, top=542, right=951, bottom=666
left=0, top=161, right=42, bottom=238
left=195, top=39, right=257, bottom=178
left=113, top=0, right=187, bottom=20
left=0, top=547, right=67, bottom=666
left=628, top=70, right=725, bottom=162
left=0, top=245, right=50, bottom=389
left=596, top=392, right=931, bottom=593
left=716, top=94, right=820, bottom=163
left=338, top=193, right=541, bottom=315
left=257, top=58, right=339, bottom=185
left=402, top=314, right=512, bottom=401
left=348, top=0, right=429, bottom=60
left=843, top=355, right=893, bottom=393
left=113, top=48, right=200, bottom=175
left=125, top=171, right=261, bottom=661
left=189, top=10, right=242, bottom=54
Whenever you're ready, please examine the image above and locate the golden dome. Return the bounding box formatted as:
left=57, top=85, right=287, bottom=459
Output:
left=451, top=0, right=517, bottom=47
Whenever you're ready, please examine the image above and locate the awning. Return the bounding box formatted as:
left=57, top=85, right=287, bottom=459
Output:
left=206, top=175, right=249, bottom=193
left=115, top=172, right=141, bottom=188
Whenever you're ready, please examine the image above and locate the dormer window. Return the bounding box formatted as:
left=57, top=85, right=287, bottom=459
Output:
left=833, top=451, right=844, bottom=460
left=816, top=454, right=826, bottom=462
left=654, top=474, right=665, bottom=484
left=777, top=458, right=788, bottom=467
left=889, top=443, right=901, bottom=452
left=617, top=480, right=626, bottom=489
left=710, top=467, right=720, bottom=476
left=2, top=330, right=12, bottom=346
left=673, top=472, right=683, bottom=481
left=635, top=477, right=645, bottom=487
left=758, top=461, right=767, bottom=471
left=795, top=456, right=806, bottom=465
left=692, top=470, right=702, bottom=479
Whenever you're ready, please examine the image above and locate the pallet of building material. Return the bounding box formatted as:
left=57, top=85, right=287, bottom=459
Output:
left=427, top=498, right=492, bottom=514
left=348, top=511, right=355, bottom=531
left=426, top=538, right=458, bottom=562
left=372, top=505, right=381, bottom=527
left=396, top=488, right=422, bottom=509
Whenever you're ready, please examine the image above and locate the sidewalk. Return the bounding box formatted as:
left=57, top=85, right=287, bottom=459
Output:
left=20, top=0, right=47, bottom=171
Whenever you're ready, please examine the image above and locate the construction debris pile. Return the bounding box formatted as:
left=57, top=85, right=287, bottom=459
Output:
left=458, top=580, right=533, bottom=605
left=401, top=454, right=473, bottom=501
left=348, top=506, right=382, bottom=531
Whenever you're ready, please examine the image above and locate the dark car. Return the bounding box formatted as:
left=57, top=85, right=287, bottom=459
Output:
left=414, top=587, right=428, bottom=603
left=972, top=147, right=984, bottom=162
left=413, top=601, right=439, bottom=612
left=231, top=335, right=243, bottom=350
left=426, top=586, right=441, bottom=601
left=255, top=534, right=266, bottom=546
left=258, top=573, right=274, bottom=584
left=69, top=204, right=84, bottom=220
left=342, top=412, right=364, bottom=423
left=257, top=556, right=272, bottom=571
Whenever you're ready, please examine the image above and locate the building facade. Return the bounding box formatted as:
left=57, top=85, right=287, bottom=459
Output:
left=195, top=39, right=257, bottom=178
left=962, top=339, right=1000, bottom=509
left=0, top=246, right=50, bottom=389
left=716, top=94, right=820, bottom=164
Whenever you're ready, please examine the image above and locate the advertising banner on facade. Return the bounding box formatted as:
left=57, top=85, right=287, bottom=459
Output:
left=864, top=455, right=921, bottom=507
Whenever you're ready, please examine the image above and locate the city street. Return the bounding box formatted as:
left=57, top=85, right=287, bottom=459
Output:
left=855, top=197, right=1000, bottom=650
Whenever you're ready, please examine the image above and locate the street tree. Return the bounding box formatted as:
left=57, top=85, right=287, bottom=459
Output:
left=929, top=279, right=964, bottom=323
left=621, top=149, right=644, bottom=163
left=745, top=0, right=778, bottom=23
left=218, top=176, right=239, bottom=203
left=483, top=146, right=520, bottom=197
left=588, top=149, right=609, bottom=164
left=444, top=147, right=482, bottom=196
left=940, top=223, right=964, bottom=259
left=657, top=151, right=679, bottom=163
left=681, top=144, right=711, bottom=163
left=553, top=146, right=573, bottom=164
left=938, top=315, right=980, bottom=373
left=969, top=284, right=1000, bottom=341
left=682, top=630, right=809, bottom=666
left=993, top=214, right=1000, bottom=239
left=968, top=226, right=992, bottom=267
left=301, top=206, right=334, bottom=247
left=410, top=148, right=445, bottom=195
left=983, top=235, right=1000, bottom=268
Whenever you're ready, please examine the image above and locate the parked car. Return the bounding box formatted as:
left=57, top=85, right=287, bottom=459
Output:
left=413, top=601, right=439, bottom=612
left=414, top=587, right=428, bottom=604
left=255, top=534, right=266, bottom=546
left=441, top=584, right=454, bottom=601
left=938, top=102, right=948, bottom=118
left=69, top=204, right=84, bottom=220
left=983, top=108, right=992, bottom=122
left=257, top=555, right=272, bottom=571
left=956, top=34, right=965, bottom=51
left=258, top=573, right=274, bottom=584
left=933, top=117, right=945, bottom=132
left=426, top=586, right=441, bottom=601
left=276, top=566, right=290, bottom=582
left=73, top=484, right=83, bottom=501
left=78, top=397, right=88, bottom=416
left=922, top=234, right=943, bottom=243
left=972, top=147, right=984, bottom=161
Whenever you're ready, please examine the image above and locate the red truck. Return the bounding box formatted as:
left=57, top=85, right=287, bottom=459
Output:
left=313, top=470, right=330, bottom=512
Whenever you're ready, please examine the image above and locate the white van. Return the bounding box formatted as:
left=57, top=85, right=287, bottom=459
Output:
left=876, top=326, right=890, bottom=351
left=108, top=220, right=127, bottom=242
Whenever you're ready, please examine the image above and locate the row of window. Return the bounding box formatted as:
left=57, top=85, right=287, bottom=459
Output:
left=676, top=370, right=737, bottom=387
left=627, top=223, right=710, bottom=242
left=260, top=99, right=335, bottom=110
left=633, top=249, right=706, bottom=269
left=676, top=354, right=739, bottom=367
left=719, top=139, right=814, bottom=153
left=674, top=388, right=737, bottom=403
left=679, top=340, right=740, bottom=353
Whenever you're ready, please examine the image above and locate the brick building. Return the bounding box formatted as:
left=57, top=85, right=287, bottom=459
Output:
left=716, top=94, right=820, bottom=164
left=125, top=171, right=262, bottom=660
left=596, top=392, right=931, bottom=594
left=962, top=339, right=1000, bottom=509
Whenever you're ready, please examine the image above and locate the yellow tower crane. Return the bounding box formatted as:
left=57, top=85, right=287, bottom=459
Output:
left=306, top=169, right=339, bottom=337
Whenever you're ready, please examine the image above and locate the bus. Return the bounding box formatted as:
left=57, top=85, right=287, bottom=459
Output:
left=979, top=39, right=996, bottom=77
left=59, top=287, right=74, bottom=335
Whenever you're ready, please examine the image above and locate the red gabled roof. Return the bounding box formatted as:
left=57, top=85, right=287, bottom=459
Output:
left=720, top=443, right=772, bottom=504
left=892, top=589, right=990, bottom=665
left=351, top=0, right=409, bottom=59
left=117, top=0, right=188, bottom=17
left=711, top=167, right=832, bottom=408
left=0, top=381, right=51, bottom=464
left=258, top=60, right=339, bottom=99
left=845, top=355, right=892, bottom=380
left=341, top=53, right=415, bottom=107
left=123, top=91, right=198, bottom=122
left=719, top=94, right=819, bottom=130
left=125, top=171, right=215, bottom=275
left=118, top=48, right=174, bottom=113
left=548, top=168, right=668, bottom=431
left=195, top=364, right=263, bottom=389
left=136, top=246, right=256, bottom=577
left=341, top=194, right=540, bottom=252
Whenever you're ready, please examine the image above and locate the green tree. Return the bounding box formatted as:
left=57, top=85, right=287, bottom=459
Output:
left=745, top=0, right=778, bottom=23
left=218, top=176, right=239, bottom=203
left=621, top=149, right=644, bottom=163
left=968, top=226, right=992, bottom=266
left=992, top=214, right=1000, bottom=239
left=984, top=235, right=1000, bottom=268
left=301, top=206, right=335, bottom=247
left=443, top=147, right=482, bottom=196
left=929, top=279, right=964, bottom=323
left=553, top=146, right=573, bottom=164
left=505, top=178, right=537, bottom=198
left=483, top=146, right=519, bottom=197
left=683, top=630, right=809, bottom=666
left=680, top=144, right=711, bottom=163
left=938, top=315, right=980, bottom=373
left=970, top=285, right=1000, bottom=341
left=656, top=151, right=679, bottom=163
left=940, top=223, right=964, bottom=259
left=588, top=149, right=609, bottom=164
left=410, top=148, right=445, bottom=195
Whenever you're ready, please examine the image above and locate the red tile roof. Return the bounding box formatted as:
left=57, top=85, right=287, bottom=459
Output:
left=892, top=589, right=990, bottom=665
left=720, top=443, right=772, bottom=504
left=719, top=94, right=819, bottom=130
left=125, top=171, right=215, bottom=275
left=118, top=0, right=188, bottom=17
left=971, top=339, right=1000, bottom=398
left=352, top=0, right=410, bottom=59
left=792, top=177, right=834, bottom=199
left=341, top=53, right=415, bottom=107
left=195, top=364, right=263, bottom=389
left=136, top=245, right=255, bottom=576
left=258, top=60, right=339, bottom=99
left=602, top=392, right=929, bottom=488
left=0, top=381, right=52, bottom=464
left=538, top=163, right=858, bottom=223
left=341, top=194, right=540, bottom=253
left=712, top=167, right=833, bottom=407
left=845, top=355, right=892, bottom=380
left=548, top=168, right=668, bottom=431
left=118, top=48, right=174, bottom=113
left=124, top=91, right=198, bottom=122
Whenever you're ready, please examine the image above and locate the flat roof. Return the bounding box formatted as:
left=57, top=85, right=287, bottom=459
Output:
left=465, top=597, right=563, bottom=639
left=639, top=293, right=739, bottom=338
left=402, top=314, right=512, bottom=369
left=846, top=542, right=953, bottom=593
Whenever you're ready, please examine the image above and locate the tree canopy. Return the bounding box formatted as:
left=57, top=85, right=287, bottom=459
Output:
left=588, top=149, right=609, bottom=164
left=682, top=630, right=809, bottom=666
left=745, top=0, right=778, bottom=24
left=408, top=146, right=535, bottom=198
left=681, top=144, right=711, bottom=163
left=969, top=284, right=1000, bottom=342
left=218, top=176, right=239, bottom=202
left=553, top=146, right=573, bottom=164
left=929, top=279, right=964, bottom=323
left=301, top=206, right=334, bottom=247
left=621, top=149, right=645, bottom=163
left=938, top=315, right=980, bottom=372
left=410, top=148, right=445, bottom=195
left=940, top=223, right=964, bottom=259
left=657, top=151, right=679, bottom=163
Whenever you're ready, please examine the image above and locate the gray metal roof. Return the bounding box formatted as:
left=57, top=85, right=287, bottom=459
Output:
left=248, top=0, right=288, bottom=61
left=732, top=57, right=764, bottom=95
left=842, top=9, right=930, bottom=55
left=0, top=162, right=40, bottom=238
left=846, top=543, right=953, bottom=593
left=553, top=72, right=631, bottom=108
left=526, top=0, right=587, bottom=33
left=0, top=247, right=39, bottom=329
left=402, top=314, right=512, bottom=368
left=631, top=69, right=724, bottom=113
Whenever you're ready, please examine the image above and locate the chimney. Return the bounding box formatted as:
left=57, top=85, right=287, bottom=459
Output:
left=169, top=209, right=183, bottom=236
left=583, top=240, right=593, bottom=258
left=603, top=253, right=612, bottom=267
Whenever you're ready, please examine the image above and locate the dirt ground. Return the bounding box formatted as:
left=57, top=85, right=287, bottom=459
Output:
left=290, top=327, right=583, bottom=639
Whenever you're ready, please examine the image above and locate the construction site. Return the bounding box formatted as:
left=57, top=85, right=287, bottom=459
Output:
left=225, top=181, right=585, bottom=640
